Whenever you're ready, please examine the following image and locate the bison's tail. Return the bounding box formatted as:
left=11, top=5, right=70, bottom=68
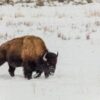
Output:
left=0, top=48, right=6, bottom=66
left=0, top=58, right=6, bottom=66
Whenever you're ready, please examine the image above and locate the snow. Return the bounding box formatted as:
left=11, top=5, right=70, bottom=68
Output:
left=0, top=3, right=100, bottom=100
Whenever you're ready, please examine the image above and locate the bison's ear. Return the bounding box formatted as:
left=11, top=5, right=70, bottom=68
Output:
left=43, top=52, right=47, bottom=61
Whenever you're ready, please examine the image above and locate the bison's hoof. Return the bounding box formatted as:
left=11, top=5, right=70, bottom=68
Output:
left=27, top=77, right=32, bottom=80
left=25, top=76, right=32, bottom=80
left=24, top=74, right=32, bottom=80
left=9, top=72, right=15, bottom=77
left=45, top=74, right=49, bottom=78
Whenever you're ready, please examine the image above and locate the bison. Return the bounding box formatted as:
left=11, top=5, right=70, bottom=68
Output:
left=0, top=35, right=58, bottom=79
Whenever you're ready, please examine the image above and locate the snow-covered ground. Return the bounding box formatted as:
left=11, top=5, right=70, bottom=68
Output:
left=0, top=3, right=100, bottom=100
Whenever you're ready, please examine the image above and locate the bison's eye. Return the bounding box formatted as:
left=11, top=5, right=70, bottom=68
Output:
left=51, top=59, right=57, bottom=65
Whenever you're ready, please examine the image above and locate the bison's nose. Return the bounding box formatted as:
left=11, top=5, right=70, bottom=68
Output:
left=50, top=72, right=54, bottom=76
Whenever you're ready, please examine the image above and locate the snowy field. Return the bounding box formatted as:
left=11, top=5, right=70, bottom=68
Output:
left=0, top=3, right=100, bottom=100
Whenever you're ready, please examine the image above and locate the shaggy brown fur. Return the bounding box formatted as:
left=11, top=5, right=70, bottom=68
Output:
left=0, top=35, right=48, bottom=79
left=22, top=36, right=47, bottom=61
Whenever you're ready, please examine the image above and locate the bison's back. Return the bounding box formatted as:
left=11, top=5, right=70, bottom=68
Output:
left=0, top=35, right=47, bottom=65
left=21, top=36, right=47, bottom=61
left=0, top=37, right=24, bottom=53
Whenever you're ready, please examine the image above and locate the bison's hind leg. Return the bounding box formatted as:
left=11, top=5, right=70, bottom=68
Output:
left=0, top=58, right=5, bottom=65
left=8, top=65, right=15, bottom=77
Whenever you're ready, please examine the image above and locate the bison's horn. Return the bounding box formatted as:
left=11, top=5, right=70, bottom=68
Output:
left=43, top=52, right=47, bottom=61
left=56, top=52, right=58, bottom=57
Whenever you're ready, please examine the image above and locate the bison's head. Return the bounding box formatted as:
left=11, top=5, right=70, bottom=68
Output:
left=43, top=51, right=58, bottom=75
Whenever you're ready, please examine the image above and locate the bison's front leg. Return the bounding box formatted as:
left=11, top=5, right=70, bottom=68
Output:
left=23, top=61, right=33, bottom=80
left=8, top=65, right=15, bottom=77
left=23, top=67, right=33, bottom=80
left=44, top=71, right=50, bottom=78
left=44, top=66, right=50, bottom=78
